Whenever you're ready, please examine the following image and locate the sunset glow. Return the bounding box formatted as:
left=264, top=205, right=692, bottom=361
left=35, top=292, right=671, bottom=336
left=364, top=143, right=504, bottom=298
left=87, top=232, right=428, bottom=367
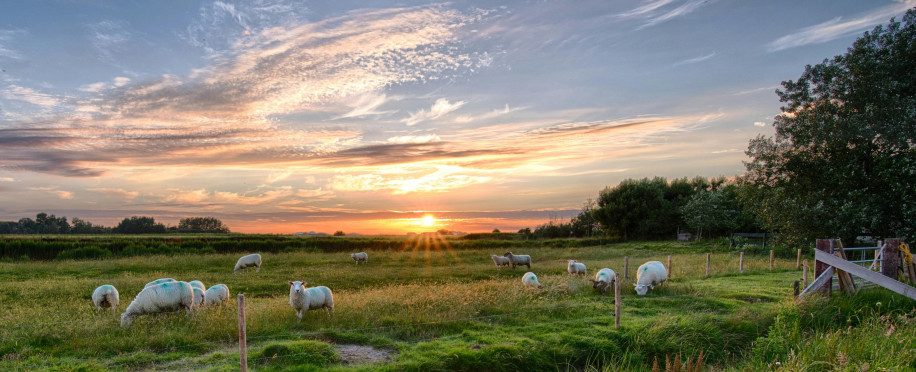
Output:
left=1, top=1, right=909, bottom=234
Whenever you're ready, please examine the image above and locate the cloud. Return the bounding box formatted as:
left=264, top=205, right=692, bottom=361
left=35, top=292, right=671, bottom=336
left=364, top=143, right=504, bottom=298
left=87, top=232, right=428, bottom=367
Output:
left=387, top=134, right=441, bottom=144
left=88, top=20, right=132, bottom=65
left=617, top=0, right=715, bottom=29
left=453, top=104, right=525, bottom=123
left=28, top=187, right=74, bottom=199
left=89, top=187, right=139, bottom=200
left=263, top=171, right=293, bottom=185
left=0, top=29, right=25, bottom=60
left=334, top=93, right=399, bottom=119
left=2, top=85, right=61, bottom=106
left=0, top=177, right=14, bottom=182
left=766, top=1, right=915, bottom=52
left=161, top=186, right=297, bottom=206
left=671, top=52, right=716, bottom=67
left=184, top=0, right=311, bottom=54
left=79, top=77, right=133, bottom=93
left=754, top=121, right=767, bottom=127
left=330, top=166, right=491, bottom=194
left=616, top=0, right=676, bottom=19
left=403, top=98, right=467, bottom=126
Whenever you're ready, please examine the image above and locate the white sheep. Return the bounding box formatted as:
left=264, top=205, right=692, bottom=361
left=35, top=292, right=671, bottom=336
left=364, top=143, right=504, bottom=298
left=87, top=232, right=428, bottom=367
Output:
left=191, top=287, right=205, bottom=309
left=522, top=272, right=542, bottom=288
left=567, top=260, right=587, bottom=275
left=91, top=285, right=119, bottom=312
left=234, top=253, right=262, bottom=273
left=634, top=261, right=668, bottom=296
left=503, top=251, right=531, bottom=269
left=204, top=284, right=230, bottom=307
left=288, top=281, right=334, bottom=321
left=121, top=281, right=194, bottom=327
left=490, top=254, right=511, bottom=270
left=590, top=268, right=616, bottom=295
left=144, top=278, right=175, bottom=288
left=350, top=252, right=368, bottom=264
left=189, top=280, right=205, bottom=292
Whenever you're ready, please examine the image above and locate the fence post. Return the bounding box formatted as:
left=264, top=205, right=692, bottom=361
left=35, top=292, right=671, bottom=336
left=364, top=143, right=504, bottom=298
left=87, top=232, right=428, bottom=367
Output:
left=882, top=239, right=900, bottom=279
left=803, top=259, right=809, bottom=288
left=770, top=250, right=775, bottom=271
left=667, top=255, right=672, bottom=279
left=815, top=239, right=832, bottom=296
left=793, top=280, right=799, bottom=298
left=238, top=294, right=248, bottom=372
left=739, top=252, right=744, bottom=274
left=624, top=256, right=629, bottom=280
left=706, top=253, right=711, bottom=278
left=797, top=249, right=802, bottom=269
left=614, top=273, right=621, bottom=329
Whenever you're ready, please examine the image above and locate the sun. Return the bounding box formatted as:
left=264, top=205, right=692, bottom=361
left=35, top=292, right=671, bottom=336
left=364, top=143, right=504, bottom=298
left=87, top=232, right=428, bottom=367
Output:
left=421, top=215, right=435, bottom=227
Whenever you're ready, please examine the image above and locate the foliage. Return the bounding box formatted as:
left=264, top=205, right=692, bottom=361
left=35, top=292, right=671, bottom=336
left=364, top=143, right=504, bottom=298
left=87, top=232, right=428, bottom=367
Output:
left=333, top=230, right=346, bottom=236
left=680, top=190, right=737, bottom=240
left=114, top=216, right=167, bottom=234
left=742, top=9, right=916, bottom=246
left=177, top=217, right=229, bottom=233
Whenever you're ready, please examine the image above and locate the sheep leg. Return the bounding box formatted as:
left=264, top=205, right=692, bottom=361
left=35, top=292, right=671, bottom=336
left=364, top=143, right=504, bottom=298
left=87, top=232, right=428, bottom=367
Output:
left=256, top=265, right=260, bottom=273
left=323, top=306, right=332, bottom=317
left=296, top=310, right=302, bottom=322
left=525, top=263, right=530, bottom=269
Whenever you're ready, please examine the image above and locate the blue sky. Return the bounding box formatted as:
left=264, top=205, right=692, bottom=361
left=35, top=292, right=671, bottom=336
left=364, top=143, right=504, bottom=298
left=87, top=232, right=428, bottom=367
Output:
left=1, top=0, right=913, bottom=234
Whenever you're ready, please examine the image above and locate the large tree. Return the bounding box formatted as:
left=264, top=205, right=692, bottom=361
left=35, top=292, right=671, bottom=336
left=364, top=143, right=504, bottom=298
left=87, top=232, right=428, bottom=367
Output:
left=742, top=9, right=916, bottom=246
left=178, top=217, right=230, bottom=233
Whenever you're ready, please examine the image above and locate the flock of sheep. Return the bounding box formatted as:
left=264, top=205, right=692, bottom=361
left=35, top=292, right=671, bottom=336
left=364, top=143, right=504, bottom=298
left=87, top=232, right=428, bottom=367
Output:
left=493, top=251, right=669, bottom=296
left=90, top=250, right=669, bottom=328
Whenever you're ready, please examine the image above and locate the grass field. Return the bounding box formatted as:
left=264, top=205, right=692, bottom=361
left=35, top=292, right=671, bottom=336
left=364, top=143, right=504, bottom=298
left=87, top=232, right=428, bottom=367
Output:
left=0, top=239, right=913, bottom=371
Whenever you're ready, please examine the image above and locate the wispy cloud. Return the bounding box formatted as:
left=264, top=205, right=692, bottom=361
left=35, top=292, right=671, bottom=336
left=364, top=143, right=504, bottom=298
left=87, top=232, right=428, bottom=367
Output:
left=766, top=1, right=915, bottom=52
left=334, top=93, right=399, bottom=119
left=29, top=187, right=74, bottom=199
left=453, top=104, right=525, bottom=123
left=184, top=0, right=311, bottom=54
left=2, top=85, right=61, bottom=106
left=403, top=98, right=467, bottom=126
left=330, top=166, right=491, bottom=194
left=617, top=0, right=715, bottom=29
left=754, top=121, right=767, bottom=127
left=89, top=187, right=139, bottom=200
left=0, top=29, right=24, bottom=60
left=387, top=134, right=441, bottom=144
left=88, top=20, right=132, bottom=65
left=671, top=52, right=716, bottom=67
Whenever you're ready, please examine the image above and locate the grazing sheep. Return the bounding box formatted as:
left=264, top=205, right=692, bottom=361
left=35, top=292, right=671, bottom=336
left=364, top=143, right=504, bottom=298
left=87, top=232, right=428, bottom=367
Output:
left=590, top=268, right=616, bottom=295
left=522, top=272, right=542, bottom=288
left=144, top=278, right=175, bottom=288
left=634, top=261, right=668, bottom=296
left=234, top=253, right=262, bottom=273
left=204, top=284, right=230, bottom=307
left=121, top=281, right=194, bottom=328
left=288, top=281, right=334, bottom=321
left=503, top=251, right=531, bottom=269
left=490, top=254, right=511, bottom=270
left=91, top=285, right=119, bottom=312
left=350, top=252, right=368, bottom=264
left=567, top=260, right=587, bottom=275
left=191, top=287, right=206, bottom=308
left=189, top=280, right=205, bottom=292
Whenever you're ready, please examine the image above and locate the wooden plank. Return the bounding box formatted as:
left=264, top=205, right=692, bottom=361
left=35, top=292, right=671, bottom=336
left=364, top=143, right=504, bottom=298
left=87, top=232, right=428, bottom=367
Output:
left=883, top=239, right=900, bottom=279
left=815, top=239, right=832, bottom=295
left=835, top=240, right=856, bottom=294
left=800, top=266, right=834, bottom=297
left=814, top=250, right=916, bottom=301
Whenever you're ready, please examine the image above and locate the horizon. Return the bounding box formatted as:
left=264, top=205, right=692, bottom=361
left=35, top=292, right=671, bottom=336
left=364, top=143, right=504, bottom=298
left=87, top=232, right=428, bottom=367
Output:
left=2, top=1, right=913, bottom=235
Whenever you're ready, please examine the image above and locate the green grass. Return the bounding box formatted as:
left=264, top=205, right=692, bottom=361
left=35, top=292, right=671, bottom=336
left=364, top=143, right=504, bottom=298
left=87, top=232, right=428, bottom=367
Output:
left=0, top=239, right=911, bottom=371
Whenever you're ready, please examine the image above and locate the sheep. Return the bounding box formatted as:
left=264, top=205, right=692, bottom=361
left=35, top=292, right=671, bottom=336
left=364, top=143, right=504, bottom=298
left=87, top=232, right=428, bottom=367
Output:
left=567, top=260, right=587, bottom=275
left=288, top=281, right=334, bottom=322
left=191, top=287, right=206, bottom=309
left=590, top=268, right=616, bottom=295
left=204, top=284, right=230, bottom=307
left=490, top=254, right=511, bottom=270
left=633, top=261, right=668, bottom=296
left=350, top=252, right=368, bottom=264
left=121, top=281, right=194, bottom=328
left=234, top=253, right=262, bottom=273
left=144, top=278, right=175, bottom=288
left=522, top=272, right=542, bottom=288
left=91, top=285, right=119, bottom=312
left=189, top=280, right=205, bottom=292
left=503, top=251, right=531, bottom=269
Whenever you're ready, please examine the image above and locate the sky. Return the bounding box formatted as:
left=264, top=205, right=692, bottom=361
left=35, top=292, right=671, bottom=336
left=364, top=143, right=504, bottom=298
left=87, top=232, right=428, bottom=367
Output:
left=1, top=0, right=913, bottom=234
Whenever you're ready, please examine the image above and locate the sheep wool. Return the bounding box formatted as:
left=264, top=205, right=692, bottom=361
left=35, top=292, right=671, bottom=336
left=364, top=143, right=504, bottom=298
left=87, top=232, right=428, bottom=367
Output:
left=503, top=252, right=532, bottom=269
left=522, top=272, right=542, bottom=288
left=204, top=284, right=230, bottom=307
left=567, top=260, right=587, bottom=275
left=288, top=281, right=334, bottom=322
left=634, top=261, right=668, bottom=296
left=189, top=280, right=205, bottom=292
left=234, top=254, right=262, bottom=273
left=192, top=287, right=205, bottom=309
left=144, top=278, right=175, bottom=288
left=92, top=285, right=119, bottom=312
left=350, top=252, right=368, bottom=264
left=121, top=281, right=194, bottom=328
left=490, top=254, right=510, bottom=270
left=591, top=268, right=616, bottom=295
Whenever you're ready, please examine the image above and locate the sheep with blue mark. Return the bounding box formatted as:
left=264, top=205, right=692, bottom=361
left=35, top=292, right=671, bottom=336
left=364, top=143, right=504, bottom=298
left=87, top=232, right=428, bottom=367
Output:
left=590, top=268, right=616, bottom=295
left=634, top=261, right=668, bottom=295
left=144, top=278, right=175, bottom=288
left=204, top=284, right=230, bottom=307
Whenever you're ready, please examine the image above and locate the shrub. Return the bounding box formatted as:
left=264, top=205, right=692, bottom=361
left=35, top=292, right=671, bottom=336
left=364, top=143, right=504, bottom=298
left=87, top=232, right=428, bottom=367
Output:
left=56, top=246, right=112, bottom=260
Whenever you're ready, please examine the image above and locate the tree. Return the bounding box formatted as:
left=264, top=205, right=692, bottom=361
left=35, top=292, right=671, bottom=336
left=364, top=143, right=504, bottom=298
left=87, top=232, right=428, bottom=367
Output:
left=742, top=9, right=916, bottom=246
left=680, top=190, right=736, bottom=240
left=333, top=230, right=345, bottom=236
left=492, top=228, right=501, bottom=234
left=593, top=177, right=674, bottom=239
left=178, top=217, right=229, bottom=233
left=115, top=216, right=166, bottom=234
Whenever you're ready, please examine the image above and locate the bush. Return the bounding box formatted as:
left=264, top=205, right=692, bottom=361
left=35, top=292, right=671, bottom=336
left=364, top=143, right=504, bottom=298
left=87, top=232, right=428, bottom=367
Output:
left=56, top=246, right=112, bottom=260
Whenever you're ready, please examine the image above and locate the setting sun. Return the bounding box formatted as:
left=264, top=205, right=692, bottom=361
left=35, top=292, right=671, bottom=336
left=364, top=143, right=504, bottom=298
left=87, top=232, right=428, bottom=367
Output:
left=421, top=215, right=436, bottom=227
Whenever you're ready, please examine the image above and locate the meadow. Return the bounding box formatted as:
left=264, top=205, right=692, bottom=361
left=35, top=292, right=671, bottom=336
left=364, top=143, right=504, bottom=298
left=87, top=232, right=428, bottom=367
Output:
left=0, top=238, right=913, bottom=371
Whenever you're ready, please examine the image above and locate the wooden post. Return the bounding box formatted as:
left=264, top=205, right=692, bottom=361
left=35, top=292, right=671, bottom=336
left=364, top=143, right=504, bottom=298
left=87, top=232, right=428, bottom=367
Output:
left=614, top=273, right=621, bottom=329
left=667, top=255, right=672, bottom=279
left=803, top=260, right=809, bottom=288
left=793, top=280, right=799, bottom=298
left=705, top=253, right=711, bottom=278
left=882, top=239, right=900, bottom=279
left=770, top=250, right=775, bottom=271
left=739, top=252, right=744, bottom=273
left=624, top=256, right=629, bottom=280
left=797, top=249, right=802, bottom=269
left=238, top=294, right=248, bottom=372
left=815, top=239, right=832, bottom=295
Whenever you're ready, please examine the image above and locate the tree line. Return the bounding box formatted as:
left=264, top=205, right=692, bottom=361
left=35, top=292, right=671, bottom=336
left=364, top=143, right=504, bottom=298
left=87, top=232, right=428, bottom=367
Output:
left=0, top=214, right=230, bottom=234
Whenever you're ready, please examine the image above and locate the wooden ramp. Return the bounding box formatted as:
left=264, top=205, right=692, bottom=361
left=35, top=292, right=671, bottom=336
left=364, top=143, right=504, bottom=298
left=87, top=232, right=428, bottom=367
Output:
left=800, top=249, right=916, bottom=301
